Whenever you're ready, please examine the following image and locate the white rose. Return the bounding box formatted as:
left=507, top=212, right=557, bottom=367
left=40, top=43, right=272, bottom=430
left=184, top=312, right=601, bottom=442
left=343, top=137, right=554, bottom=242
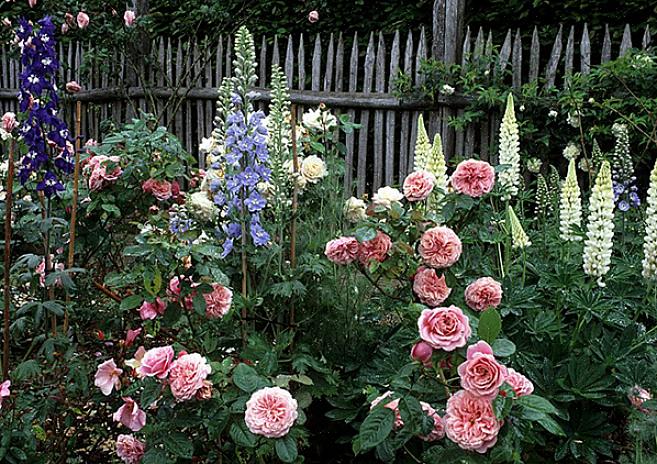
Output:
left=344, top=197, right=367, bottom=222
left=302, top=108, right=338, bottom=132
left=441, top=84, right=455, bottom=95
left=372, top=186, right=403, bottom=209
left=188, top=191, right=217, bottom=222
left=300, top=155, right=327, bottom=184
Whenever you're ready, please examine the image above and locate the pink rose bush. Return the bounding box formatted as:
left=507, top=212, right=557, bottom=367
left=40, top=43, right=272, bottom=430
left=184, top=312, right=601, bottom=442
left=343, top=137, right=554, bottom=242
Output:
left=245, top=387, right=299, bottom=438
left=138, top=297, right=167, bottom=320
left=457, top=341, right=508, bottom=399
left=76, top=11, right=90, bottom=29
left=358, top=230, right=392, bottom=265
left=116, top=434, right=145, bottom=464
left=444, top=390, right=502, bottom=453
left=123, top=10, right=136, bottom=26
left=418, top=305, right=471, bottom=351
left=203, top=283, right=233, bottom=319
left=450, top=159, right=496, bottom=197
left=168, top=353, right=212, bottom=401
left=113, top=397, right=147, bottom=431
left=325, top=236, right=360, bottom=264
left=464, top=277, right=503, bottom=311
left=418, top=226, right=462, bottom=269
left=137, top=346, right=174, bottom=379
left=2, top=111, right=17, bottom=133
left=86, top=155, right=122, bottom=191
left=402, top=170, right=435, bottom=201
left=413, top=266, right=452, bottom=306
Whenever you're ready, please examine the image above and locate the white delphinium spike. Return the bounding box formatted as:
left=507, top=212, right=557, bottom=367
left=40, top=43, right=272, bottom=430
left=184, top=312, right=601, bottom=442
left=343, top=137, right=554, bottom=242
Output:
left=508, top=205, right=531, bottom=249
left=611, top=123, right=633, bottom=182
left=642, top=159, right=657, bottom=280
left=426, top=133, right=448, bottom=210
left=559, top=159, right=582, bottom=242
left=413, top=114, right=431, bottom=172
left=498, top=93, right=520, bottom=200
left=583, top=161, right=615, bottom=287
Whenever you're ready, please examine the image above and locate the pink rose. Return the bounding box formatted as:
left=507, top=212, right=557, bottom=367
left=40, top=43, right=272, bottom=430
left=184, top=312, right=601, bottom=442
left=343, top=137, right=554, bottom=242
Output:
left=77, top=11, right=90, bottom=29
left=167, top=276, right=195, bottom=309
left=419, top=401, right=445, bottom=441
left=142, top=178, right=172, bottom=201
left=464, top=277, right=503, bottom=312
left=94, top=359, right=123, bottom=396
left=413, top=266, right=452, bottom=307
left=418, top=305, right=471, bottom=351
left=123, top=10, right=136, bottom=26
left=444, top=390, right=502, bottom=453
left=64, top=12, right=75, bottom=26
left=0, top=380, right=10, bottom=409
left=28, top=0, right=37, bottom=8
left=505, top=368, right=534, bottom=398
left=245, top=386, right=299, bottom=438
left=410, top=341, right=433, bottom=366
left=61, top=23, right=69, bottom=34
left=195, top=380, right=213, bottom=400
left=65, top=81, right=82, bottom=93
left=457, top=341, right=508, bottom=399
left=308, top=10, right=319, bottom=23
left=358, top=230, right=392, bottom=265
left=137, top=346, right=174, bottom=379
left=2, top=18, right=11, bottom=28
left=138, top=297, right=167, bottom=320
left=418, top=226, right=462, bottom=269
left=628, top=385, right=652, bottom=412
left=325, top=236, right=359, bottom=265
left=113, top=397, right=146, bottom=432
left=116, top=434, right=145, bottom=464
left=124, top=328, right=141, bottom=347
left=87, top=155, right=122, bottom=191
left=403, top=170, right=436, bottom=201
left=450, top=159, right=495, bottom=197
left=168, top=353, right=212, bottom=401
left=204, top=283, right=232, bottom=319
left=2, top=112, right=17, bottom=133
left=370, top=391, right=404, bottom=430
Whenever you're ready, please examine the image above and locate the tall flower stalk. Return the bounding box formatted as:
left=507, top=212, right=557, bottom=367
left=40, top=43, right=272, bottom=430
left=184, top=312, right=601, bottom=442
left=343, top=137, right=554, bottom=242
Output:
left=498, top=93, right=520, bottom=201
left=559, top=159, right=582, bottom=242
left=583, top=161, right=615, bottom=287
left=413, top=114, right=431, bottom=172
left=642, top=159, right=657, bottom=280
left=427, top=133, right=447, bottom=211
left=610, top=123, right=639, bottom=212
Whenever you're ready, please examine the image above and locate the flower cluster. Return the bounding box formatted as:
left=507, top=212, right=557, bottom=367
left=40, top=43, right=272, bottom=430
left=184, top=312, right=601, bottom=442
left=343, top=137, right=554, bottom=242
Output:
left=559, top=159, right=582, bottom=242
left=610, top=123, right=639, bottom=211
left=643, top=159, right=657, bottom=280
left=498, top=93, right=520, bottom=200
left=15, top=17, right=74, bottom=196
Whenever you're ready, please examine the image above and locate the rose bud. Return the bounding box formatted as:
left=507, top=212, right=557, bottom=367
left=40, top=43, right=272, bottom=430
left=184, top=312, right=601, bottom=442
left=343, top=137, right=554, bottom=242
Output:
left=66, top=81, right=82, bottom=93
left=411, top=341, right=433, bottom=366
left=308, top=10, right=319, bottom=23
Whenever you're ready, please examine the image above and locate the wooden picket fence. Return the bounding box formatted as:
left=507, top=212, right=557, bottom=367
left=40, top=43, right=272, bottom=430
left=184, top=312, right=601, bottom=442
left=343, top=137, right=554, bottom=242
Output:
left=0, top=0, right=653, bottom=195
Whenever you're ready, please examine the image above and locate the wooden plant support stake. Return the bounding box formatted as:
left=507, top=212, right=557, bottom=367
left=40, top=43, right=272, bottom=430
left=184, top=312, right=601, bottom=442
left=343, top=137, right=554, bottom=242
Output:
left=64, top=101, right=82, bottom=333
left=3, top=140, right=15, bottom=379
left=289, top=105, right=299, bottom=329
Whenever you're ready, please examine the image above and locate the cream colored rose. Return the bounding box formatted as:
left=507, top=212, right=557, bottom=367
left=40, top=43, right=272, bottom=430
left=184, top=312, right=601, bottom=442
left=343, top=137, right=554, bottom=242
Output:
left=188, top=191, right=217, bottom=222
left=344, top=197, right=367, bottom=222
left=372, top=186, right=404, bottom=209
left=302, top=108, right=338, bottom=132
left=300, top=155, right=327, bottom=184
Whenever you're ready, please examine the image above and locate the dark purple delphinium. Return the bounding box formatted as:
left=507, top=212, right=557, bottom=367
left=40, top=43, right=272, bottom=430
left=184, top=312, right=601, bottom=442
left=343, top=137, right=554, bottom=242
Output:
left=15, top=17, right=73, bottom=196
left=211, top=96, right=271, bottom=257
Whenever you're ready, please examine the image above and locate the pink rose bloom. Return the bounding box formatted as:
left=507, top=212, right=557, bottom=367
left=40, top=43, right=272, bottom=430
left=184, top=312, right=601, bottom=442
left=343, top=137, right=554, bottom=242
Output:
left=167, top=276, right=194, bottom=309
left=418, top=226, right=462, bottom=269
left=444, top=390, right=502, bottom=453
left=325, top=236, right=359, bottom=265
left=87, top=155, right=122, bottom=191
left=123, top=10, right=136, bottom=26
left=628, top=385, right=652, bottom=412
left=94, top=359, right=123, bottom=396
left=419, top=401, right=445, bottom=441
left=370, top=391, right=404, bottom=430
left=142, top=178, right=173, bottom=201
left=410, top=341, right=433, bottom=366
left=413, top=266, right=452, bottom=307
left=418, top=306, right=471, bottom=351
left=77, top=11, right=90, bottom=29
left=450, top=159, right=495, bottom=197
left=195, top=380, right=213, bottom=400
left=308, top=10, right=319, bottom=23
left=65, top=81, right=82, bottom=93
left=464, top=277, right=503, bottom=312
left=204, top=283, right=232, bottom=319
left=137, top=346, right=174, bottom=379
left=0, top=380, right=10, bottom=409
left=505, top=368, right=534, bottom=398
left=245, top=386, right=299, bottom=438
left=403, top=170, right=436, bottom=202
left=138, top=297, right=167, bottom=320
left=2, top=112, right=17, bottom=133
left=168, top=353, right=212, bottom=401
left=457, top=341, right=508, bottom=400
left=358, top=230, right=392, bottom=265
left=113, top=397, right=147, bottom=432
left=116, top=434, right=145, bottom=464
left=28, top=0, right=37, bottom=8
left=124, top=328, right=141, bottom=347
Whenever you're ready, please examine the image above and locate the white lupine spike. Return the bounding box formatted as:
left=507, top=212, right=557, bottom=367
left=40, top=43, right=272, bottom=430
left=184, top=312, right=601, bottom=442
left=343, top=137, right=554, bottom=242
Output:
left=427, top=133, right=448, bottom=211
left=559, top=159, right=582, bottom=242
left=497, top=93, right=520, bottom=200
left=583, top=161, right=615, bottom=286
left=413, top=114, right=431, bottom=172
left=642, top=159, right=657, bottom=280
left=508, top=205, right=531, bottom=249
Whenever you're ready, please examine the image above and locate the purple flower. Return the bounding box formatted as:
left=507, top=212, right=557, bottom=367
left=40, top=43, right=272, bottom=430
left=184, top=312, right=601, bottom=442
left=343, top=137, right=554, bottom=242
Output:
left=250, top=218, right=270, bottom=247
left=618, top=200, right=630, bottom=212
left=630, top=192, right=640, bottom=207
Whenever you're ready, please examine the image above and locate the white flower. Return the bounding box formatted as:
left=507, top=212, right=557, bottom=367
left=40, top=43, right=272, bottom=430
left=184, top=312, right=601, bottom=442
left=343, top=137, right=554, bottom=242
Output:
left=498, top=93, right=520, bottom=200
left=643, top=159, right=657, bottom=280
left=302, top=107, right=337, bottom=132
left=199, top=136, right=217, bottom=154
left=559, top=159, right=582, bottom=242
left=508, top=205, right=531, bottom=249
left=413, top=114, right=431, bottom=171
left=548, top=110, right=558, bottom=118
left=188, top=191, right=217, bottom=222
left=0, top=128, right=10, bottom=141
left=426, top=134, right=448, bottom=211
left=519, top=104, right=525, bottom=112
left=563, top=143, right=580, bottom=161
left=372, top=186, right=403, bottom=209
left=441, top=84, right=455, bottom=95
left=566, top=111, right=580, bottom=128
left=257, top=181, right=275, bottom=199
left=583, top=161, right=615, bottom=286
left=526, top=158, right=542, bottom=174
left=588, top=97, right=595, bottom=104
left=578, top=157, right=593, bottom=173
left=299, top=155, right=327, bottom=184
left=344, top=197, right=367, bottom=222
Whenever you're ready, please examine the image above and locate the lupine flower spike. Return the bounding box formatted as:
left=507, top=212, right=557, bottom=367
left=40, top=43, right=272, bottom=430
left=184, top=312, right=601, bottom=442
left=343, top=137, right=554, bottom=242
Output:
left=508, top=205, right=531, bottom=249
left=498, top=93, right=520, bottom=201
left=427, top=133, right=448, bottom=211
left=413, top=114, right=431, bottom=172
left=559, top=159, right=582, bottom=242
left=642, top=159, right=657, bottom=280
